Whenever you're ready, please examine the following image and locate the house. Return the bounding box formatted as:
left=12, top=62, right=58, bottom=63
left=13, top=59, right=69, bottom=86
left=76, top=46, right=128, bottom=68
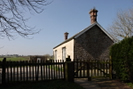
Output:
left=30, top=55, right=47, bottom=62
left=53, top=8, right=116, bottom=61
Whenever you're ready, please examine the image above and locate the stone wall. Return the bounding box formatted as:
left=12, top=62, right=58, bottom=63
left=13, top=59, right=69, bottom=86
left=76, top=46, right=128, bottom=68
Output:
left=74, top=25, right=114, bottom=60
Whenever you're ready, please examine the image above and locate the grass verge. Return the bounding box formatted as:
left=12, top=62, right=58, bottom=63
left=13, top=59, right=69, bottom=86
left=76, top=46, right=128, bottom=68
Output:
left=126, top=83, right=133, bottom=88
left=0, top=80, right=85, bottom=89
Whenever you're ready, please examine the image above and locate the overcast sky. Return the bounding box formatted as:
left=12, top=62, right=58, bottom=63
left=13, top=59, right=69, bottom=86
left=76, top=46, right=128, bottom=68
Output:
left=0, top=0, right=133, bottom=55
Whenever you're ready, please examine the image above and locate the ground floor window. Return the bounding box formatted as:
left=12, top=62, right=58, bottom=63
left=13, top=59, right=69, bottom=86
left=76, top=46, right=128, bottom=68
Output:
left=54, top=50, right=57, bottom=60
left=62, top=47, right=66, bottom=61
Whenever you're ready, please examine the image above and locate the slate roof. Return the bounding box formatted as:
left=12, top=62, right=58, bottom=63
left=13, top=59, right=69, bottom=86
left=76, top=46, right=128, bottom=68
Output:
left=53, top=22, right=117, bottom=49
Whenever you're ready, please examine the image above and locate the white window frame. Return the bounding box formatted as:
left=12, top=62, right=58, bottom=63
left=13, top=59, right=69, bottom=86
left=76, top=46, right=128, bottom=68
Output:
left=54, top=50, right=57, bottom=60
left=62, top=47, right=66, bottom=61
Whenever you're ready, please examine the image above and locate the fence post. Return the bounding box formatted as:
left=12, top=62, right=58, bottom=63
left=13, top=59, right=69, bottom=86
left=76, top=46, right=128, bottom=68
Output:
left=87, top=60, right=91, bottom=81
left=109, top=58, right=112, bottom=79
left=36, top=60, right=40, bottom=81
left=65, top=56, right=74, bottom=82
left=2, top=58, right=6, bottom=85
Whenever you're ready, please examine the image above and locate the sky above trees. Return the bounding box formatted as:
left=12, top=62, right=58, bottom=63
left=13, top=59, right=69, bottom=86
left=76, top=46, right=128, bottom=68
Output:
left=0, top=0, right=133, bottom=55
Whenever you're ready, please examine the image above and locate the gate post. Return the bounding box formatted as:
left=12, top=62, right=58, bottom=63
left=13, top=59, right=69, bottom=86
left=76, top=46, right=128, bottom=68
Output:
left=87, top=60, right=91, bottom=81
left=2, top=58, right=6, bottom=85
left=65, top=56, right=74, bottom=82
left=109, top=58, right=112, bottom=79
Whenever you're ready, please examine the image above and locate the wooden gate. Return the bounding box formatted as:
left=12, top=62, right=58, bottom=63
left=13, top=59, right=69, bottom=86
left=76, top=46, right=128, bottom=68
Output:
left=74, top=59, right=112, bottom=79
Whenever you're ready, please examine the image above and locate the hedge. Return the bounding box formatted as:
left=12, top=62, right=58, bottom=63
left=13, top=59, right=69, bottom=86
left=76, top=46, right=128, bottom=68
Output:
left=110, top=37, right=133, bottom=82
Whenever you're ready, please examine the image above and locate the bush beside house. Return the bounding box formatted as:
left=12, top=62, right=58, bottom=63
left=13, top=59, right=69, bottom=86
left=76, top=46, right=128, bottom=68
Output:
left=110, top=37, right=133, bottom=82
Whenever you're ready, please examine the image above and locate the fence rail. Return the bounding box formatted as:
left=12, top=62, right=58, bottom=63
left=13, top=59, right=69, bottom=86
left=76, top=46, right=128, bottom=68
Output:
left=74, top=59, right=112, bottom=79
left=0, top=58, right=65, bottom=84
left=0, top=57, right=112, bottom=84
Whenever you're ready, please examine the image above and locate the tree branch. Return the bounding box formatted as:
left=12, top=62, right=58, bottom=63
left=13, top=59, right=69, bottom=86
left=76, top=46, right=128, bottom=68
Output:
left=0, top=0, right=51, bottom=39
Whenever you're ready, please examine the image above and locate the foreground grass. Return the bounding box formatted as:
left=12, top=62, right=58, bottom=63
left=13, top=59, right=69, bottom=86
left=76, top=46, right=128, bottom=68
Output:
left=0, top=80, right=84, bottom=89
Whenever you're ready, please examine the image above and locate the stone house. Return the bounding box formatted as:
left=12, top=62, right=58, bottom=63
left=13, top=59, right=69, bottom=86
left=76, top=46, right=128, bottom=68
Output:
left=53, top=8, right=116, bottom=61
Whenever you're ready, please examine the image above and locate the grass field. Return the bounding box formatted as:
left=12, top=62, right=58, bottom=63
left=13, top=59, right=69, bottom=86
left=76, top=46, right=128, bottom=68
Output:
left=0, top=80, right=84, bottom=89
left=0, top=56, right=30, bottom=61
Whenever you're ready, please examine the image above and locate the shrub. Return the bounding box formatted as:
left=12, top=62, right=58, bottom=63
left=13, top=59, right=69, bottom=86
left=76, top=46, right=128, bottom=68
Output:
left=110, top=37, right=133, bottom=82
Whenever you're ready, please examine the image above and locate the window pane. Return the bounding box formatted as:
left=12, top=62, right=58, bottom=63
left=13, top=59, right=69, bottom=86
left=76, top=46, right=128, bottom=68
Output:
left=54, top=50, right=57, bottom=60
left=62, top=47, right=66, bottom=61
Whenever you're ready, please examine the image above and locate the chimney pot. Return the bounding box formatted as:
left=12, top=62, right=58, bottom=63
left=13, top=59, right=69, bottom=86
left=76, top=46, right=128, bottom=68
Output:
left=64, top=32, right=69, bottom=40
left=89, top=8, right=98, bottom=24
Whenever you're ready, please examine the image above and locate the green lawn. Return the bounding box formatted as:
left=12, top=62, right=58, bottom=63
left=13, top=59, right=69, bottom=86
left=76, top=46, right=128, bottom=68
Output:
left=0, top=56, right=29, bottom=61
left=0, top=80, right=85, bottom=89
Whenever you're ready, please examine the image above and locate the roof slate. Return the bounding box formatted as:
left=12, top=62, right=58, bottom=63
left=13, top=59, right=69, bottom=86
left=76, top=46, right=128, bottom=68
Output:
left=53, top=22, right=117, bottom=49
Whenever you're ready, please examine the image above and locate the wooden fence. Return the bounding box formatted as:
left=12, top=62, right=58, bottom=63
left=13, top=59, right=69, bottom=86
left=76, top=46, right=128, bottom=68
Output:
left=0, top=58, right=66, bottom=84
left=0, top=57, right=112, bottom=84
left=74, top=59, right=112, bottom=79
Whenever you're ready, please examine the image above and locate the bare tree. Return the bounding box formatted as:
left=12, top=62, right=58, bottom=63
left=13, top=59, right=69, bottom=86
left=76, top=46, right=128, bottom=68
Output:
left=108, top=9, right=133, bottom=40
left=0, top=0, right=51, bottom=39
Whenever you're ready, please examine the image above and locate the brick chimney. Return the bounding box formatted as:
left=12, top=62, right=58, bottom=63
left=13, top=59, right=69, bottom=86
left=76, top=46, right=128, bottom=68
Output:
left=89, top=8, right=98, bottom=24
left=64, top=32, right=69, bottom=40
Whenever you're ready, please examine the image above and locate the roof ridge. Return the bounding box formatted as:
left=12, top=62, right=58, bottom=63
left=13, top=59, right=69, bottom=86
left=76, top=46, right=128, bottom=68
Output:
left=53, top=22, right=117, bottom=49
